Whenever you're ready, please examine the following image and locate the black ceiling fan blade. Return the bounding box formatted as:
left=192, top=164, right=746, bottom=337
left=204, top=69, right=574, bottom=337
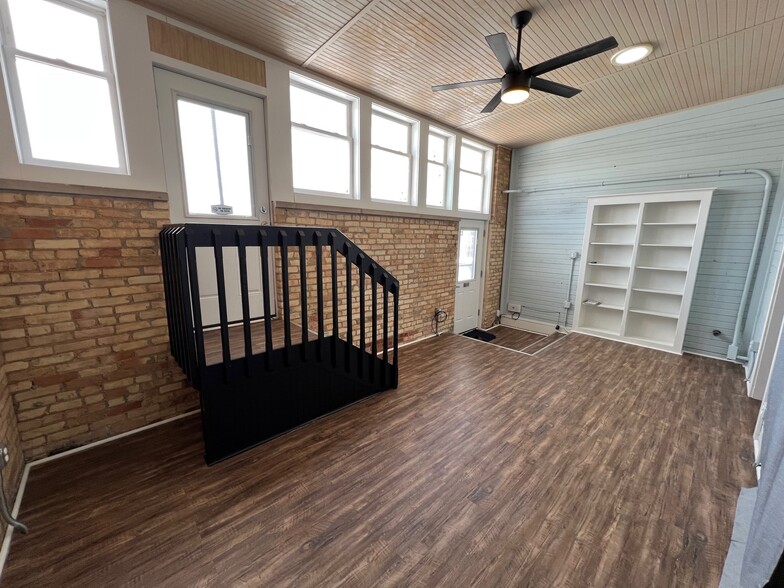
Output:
left=480, top=90, right=503, bottom=113
left=485, top=33, right=523, bottom=74
left=432, top=78, right=502, bottom=92
left=526, top=36, right=618, bottom=77
left=530, top=77, right=582, bottom=98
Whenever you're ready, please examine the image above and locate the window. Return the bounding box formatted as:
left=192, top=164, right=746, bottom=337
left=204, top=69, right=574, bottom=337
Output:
left=0, top=0, right=126, bottom=172
left=457, top=228, right=479, bottom=281
left=176, top=98, right=253, bottom=217
left=458, top=140, right=493, bottom=213
left=371, top=105, right=417, bottom=204
left=426, top=128, right=453, bottom=208
left=290, top=74, right=357, bottom=197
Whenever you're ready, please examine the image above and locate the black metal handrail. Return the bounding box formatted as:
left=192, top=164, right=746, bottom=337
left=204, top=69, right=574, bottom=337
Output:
left=160, top=223, right=400, bottom=463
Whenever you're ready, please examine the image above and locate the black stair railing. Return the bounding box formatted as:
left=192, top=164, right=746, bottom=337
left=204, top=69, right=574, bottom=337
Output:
left=160, top=223, right=400, bottom=464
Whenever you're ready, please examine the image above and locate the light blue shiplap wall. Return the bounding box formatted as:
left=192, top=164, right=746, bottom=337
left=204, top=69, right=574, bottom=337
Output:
left=504, top=87, right=784, bottom=358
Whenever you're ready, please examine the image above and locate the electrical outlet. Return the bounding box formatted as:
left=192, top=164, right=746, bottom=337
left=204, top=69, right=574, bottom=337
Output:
left=507, top=303, right=522, bottom=313
left=496, top=309, right=502, bottom=317
left=570, top=251, right=579, bottom=260
left=563, top=301, right=572, bottom=309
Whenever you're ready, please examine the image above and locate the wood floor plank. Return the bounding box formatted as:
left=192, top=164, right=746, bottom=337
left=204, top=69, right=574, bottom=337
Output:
left=2, top=333, right=758, bottom=587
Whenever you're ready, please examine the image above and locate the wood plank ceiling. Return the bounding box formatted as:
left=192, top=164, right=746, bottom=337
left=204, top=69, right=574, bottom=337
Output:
left=138, top=0, right=784, bottom=147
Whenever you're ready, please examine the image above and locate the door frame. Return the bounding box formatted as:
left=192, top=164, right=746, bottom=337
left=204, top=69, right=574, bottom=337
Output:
left=154, top=67, right=276, bottom=322
left=454, top=219, right=487, bottom=333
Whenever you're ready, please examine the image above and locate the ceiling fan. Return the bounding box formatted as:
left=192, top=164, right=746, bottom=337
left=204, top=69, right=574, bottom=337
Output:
left=432, top=10, right=618, bottom=113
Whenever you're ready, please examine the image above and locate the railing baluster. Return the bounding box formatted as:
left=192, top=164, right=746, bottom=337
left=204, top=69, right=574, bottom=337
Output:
left=345, top=243, right=352, bottom=373
left=393, top=282, right=399, bottom=388
left=212, top=229, right=231, bottom=382
left=330, top=233, right=338, bottom=369
left=358, top=253, right=365, bottom=378
left=259, top=230, right=273, bottom=371
left=315, top=232, right=324, bottom=361
left=383, top=273, right=389, bottom=387
left=236, top=230, right=252, bottom=377
left=371, top=263, right=378, bottom=383
left=298, top=231, right=308, bottom=361
left=184, top=234, right=206, bottom=376
left=280, top=231, right=291, bottom=365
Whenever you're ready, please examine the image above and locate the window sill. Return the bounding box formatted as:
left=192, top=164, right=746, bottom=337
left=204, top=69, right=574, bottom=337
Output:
left=286, top=192, right=489, bottom=221
left=0, top=178, right=167, bottom=201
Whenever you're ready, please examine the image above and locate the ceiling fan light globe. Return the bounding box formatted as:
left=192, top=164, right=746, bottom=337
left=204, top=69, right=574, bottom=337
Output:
left=501, top=88, right=530, bottom=104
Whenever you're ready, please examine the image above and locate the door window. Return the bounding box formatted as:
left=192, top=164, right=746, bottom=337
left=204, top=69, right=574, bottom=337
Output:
left=176, top=98, right=254, bottom=217
left=458, top=228, right=478, bottom=281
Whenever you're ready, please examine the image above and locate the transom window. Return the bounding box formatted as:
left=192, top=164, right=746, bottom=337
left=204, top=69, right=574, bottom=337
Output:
left=290, top=73, right=357, bottom=198
left=371, top=105, right=417, bottom=204
left=426, top=128, right=453, bottom=208
left=0, top=0, right=127, bottom=172
left=458, top=140, right=493, bottom=213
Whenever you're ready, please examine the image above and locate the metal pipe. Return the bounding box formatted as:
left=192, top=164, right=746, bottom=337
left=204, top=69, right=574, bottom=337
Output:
left=0, top=469, right=27, bottom=534
left=728, top=169, right=773, bottom=360
left=506, top=168, right=775, bottom=361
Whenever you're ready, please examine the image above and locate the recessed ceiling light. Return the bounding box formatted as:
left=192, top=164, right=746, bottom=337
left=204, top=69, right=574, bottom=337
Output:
left=611, top=44, right=653, bottom=66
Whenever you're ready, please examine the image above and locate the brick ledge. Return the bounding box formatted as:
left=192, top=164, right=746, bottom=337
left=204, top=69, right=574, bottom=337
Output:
left=0, top=179, right=168, bottom=202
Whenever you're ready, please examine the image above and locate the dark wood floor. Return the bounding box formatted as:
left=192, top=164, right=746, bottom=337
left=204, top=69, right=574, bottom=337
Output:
left=3, top=333, right=759, bottom=587
left=484, top=325, right=567, bottom=354
left=203, top=319, right=302, bottom=365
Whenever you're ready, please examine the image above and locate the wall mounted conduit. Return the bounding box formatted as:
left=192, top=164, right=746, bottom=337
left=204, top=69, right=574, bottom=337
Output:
left=505, top=168, right=776, bottom=362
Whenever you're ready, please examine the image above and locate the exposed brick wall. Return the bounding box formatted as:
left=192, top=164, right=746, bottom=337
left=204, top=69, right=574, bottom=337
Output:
left=482, top=147, right=512, bottom=328
left=0, top=192, right=197, bottom=460
left=0, top=354, right=23, bottom=534
left=273, top=206, right=458, bottom=343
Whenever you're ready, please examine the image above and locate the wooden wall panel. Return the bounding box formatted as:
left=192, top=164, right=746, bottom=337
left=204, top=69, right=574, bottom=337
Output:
left=147, top=17, right=266, bottom=86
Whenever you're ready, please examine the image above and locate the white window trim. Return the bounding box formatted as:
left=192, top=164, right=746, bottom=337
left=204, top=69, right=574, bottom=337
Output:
left=0, top=0, right=128, bottom=174
left=370, top=104, right=418, bottom=205
left=290, top=73, right=358, bottom=200
left=426, top=126, right=454, bottom=210
left=458, top=139, right=493, bottom=214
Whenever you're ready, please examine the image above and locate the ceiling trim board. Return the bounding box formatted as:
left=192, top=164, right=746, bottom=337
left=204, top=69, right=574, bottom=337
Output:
left=302, top=0, right=384, bottom=67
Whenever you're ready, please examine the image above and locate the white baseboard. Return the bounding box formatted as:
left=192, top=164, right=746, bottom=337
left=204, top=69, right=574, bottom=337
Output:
left=499, top=315, right=565, bottom=335
left=0, top=409, right=199, bottom=580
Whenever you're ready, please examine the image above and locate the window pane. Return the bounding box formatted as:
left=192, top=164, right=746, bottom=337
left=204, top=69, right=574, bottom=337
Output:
left=458, top=229, right=478, bottom=281
left=8, top=0, right=104, bottom=71
left=292, top=127, right=351, bottom=195
left=176, top=100, right=254, bottom=217
left=290, top=85, right=348, bottom=136
left=460, top=145, right=484, bottom=174
left=371, top=113, right=409, bottom=153
left=214, top=109, right=253, bottom=217
left=426, top=162, right=446, bottom=207
left=428, top=133, right=446, bottom=163
left=371, top=148, right=410, bottom=202
left=458, top=171, right=484, bottom=212
left=177, top=100, right=221, bottom=215
left=16, top=58, right=118, bottom=167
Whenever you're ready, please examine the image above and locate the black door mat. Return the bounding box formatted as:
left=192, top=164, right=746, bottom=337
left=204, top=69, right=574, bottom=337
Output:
left=462, top=328, right=496, bottom=342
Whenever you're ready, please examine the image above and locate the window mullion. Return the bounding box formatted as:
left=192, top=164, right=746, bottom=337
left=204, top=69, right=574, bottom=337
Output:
left=12, top=48, right=110, bottom=78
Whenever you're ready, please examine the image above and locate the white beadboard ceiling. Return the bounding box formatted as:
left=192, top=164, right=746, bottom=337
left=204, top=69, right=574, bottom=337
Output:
left=137, top=0, right=784, bottom=147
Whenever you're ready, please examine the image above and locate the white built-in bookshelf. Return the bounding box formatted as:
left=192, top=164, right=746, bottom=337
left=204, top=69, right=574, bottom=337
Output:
left=573, top=189, right=714, bottom=354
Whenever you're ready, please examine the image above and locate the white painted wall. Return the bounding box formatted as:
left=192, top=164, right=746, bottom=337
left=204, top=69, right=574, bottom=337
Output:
left=0, top=0, right=492, bottom=221
left=503, top=87, right=784, bottom=360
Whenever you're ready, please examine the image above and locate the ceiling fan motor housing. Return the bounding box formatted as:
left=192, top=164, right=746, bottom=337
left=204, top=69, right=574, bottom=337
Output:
left=502, top=71, right=531, bottom=93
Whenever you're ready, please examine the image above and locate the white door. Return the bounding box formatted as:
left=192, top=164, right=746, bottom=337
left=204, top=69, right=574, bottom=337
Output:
left=155, top=69, right=272, bottom=326
left=454, top=220, right=485, bottom=333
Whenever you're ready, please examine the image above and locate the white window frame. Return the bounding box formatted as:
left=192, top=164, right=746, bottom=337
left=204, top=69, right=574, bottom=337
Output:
left=0, top=0, right=128, bottom=173
left=370, top=104, right=418, bottom=205
left=290, top=72, right=358, bottom=200
left=458, top=139, right=493, bottom=214
left=426, top=126, right=454, bottom=210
